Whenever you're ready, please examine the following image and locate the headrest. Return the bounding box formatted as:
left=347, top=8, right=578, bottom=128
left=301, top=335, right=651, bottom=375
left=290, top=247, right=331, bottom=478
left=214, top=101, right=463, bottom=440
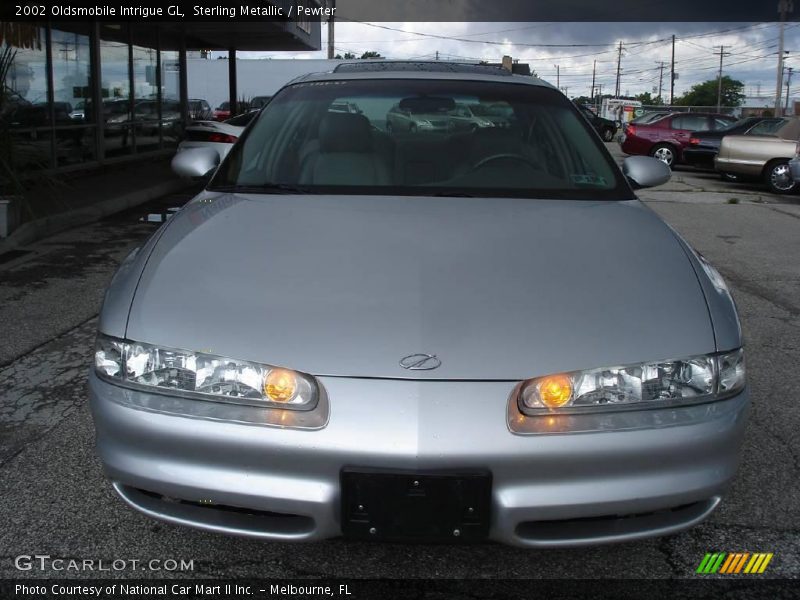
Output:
left=319, top=112, right=373, bottom=153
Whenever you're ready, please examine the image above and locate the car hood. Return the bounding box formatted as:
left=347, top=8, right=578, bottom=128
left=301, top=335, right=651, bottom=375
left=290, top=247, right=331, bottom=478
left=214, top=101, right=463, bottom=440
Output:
left=126, top=193, right=715, bottom=380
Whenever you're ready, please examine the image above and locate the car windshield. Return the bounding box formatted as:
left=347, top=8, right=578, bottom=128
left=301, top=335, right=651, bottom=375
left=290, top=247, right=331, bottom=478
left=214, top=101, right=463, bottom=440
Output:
left=225, top=111, right=258, bottom=127
left=212, top=79, right=629, bottom=200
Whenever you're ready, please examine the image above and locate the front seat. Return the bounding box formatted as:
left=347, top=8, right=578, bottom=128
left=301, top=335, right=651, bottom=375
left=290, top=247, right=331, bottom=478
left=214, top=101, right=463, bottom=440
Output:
left=300, top=113, right=391, bottom=186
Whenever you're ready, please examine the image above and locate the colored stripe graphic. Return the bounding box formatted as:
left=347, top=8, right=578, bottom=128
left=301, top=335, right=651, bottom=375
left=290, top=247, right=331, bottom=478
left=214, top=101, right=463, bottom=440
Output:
left=699, top=552, right=774, bottom=574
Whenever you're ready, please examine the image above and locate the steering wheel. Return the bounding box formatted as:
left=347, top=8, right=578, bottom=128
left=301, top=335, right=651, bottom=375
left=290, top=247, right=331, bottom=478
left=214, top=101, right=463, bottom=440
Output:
left=470, top=153, right=539, bottom=172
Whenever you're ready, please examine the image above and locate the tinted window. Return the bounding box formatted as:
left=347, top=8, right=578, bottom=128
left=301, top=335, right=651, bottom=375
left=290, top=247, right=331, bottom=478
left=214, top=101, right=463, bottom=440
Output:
left=712, top=117, right=736, bottom=130
left=746, top=119, right=786, bottom=136
left=671, top=115, right=709, bottom=131
left=213, top=79, right=631, bottom=200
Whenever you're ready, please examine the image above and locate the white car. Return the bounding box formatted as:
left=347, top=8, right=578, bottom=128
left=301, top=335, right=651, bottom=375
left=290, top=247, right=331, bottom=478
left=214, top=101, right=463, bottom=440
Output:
left=176, top=111, right=259, bottom=160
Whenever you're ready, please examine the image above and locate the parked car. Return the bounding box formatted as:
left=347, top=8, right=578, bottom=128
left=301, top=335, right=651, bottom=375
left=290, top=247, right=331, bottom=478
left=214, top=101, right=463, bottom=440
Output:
left=575, top=103, right=618, bottom=141
left=448, top=102, right=508, bottom=131
left=683, top=117, right=786, bottom=170
left=188, top=99, right=213, bottom=121
left=787, top=154, right=800, bottom=182
left=329, top=101, right=363, bottom=114
left=385, top=101, right=453, bottom=133
left=620, top=112, right=737, bottom=167
left=715, top=117, right=800, bottom=194
left=93, top=62, right=747, bottom=547
left=629, top=111, right=672, bottom=125
left=213, top=101, right=231, bottom=121
left=176, top=110, right=258, bottom=160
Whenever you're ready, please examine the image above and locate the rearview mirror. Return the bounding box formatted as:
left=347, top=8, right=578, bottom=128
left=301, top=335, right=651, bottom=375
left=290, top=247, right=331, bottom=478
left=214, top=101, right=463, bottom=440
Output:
left=171, top=147, right=220, bottom=179
left=622, top=156, right=671, bottom=189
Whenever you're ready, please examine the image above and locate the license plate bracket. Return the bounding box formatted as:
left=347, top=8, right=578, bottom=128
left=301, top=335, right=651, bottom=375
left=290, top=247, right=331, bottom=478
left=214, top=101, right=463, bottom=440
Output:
left=341, top=468, right=491, bottom=542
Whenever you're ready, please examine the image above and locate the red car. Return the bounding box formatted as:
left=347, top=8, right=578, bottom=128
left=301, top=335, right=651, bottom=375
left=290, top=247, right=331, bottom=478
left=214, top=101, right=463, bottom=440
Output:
left=620, top=112, right=736, bottom=167
left=213, top=101, right=231, bottom=122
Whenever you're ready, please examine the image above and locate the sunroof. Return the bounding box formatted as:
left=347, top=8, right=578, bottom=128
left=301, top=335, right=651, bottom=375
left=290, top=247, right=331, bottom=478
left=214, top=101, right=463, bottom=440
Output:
left=333, top=61, right=513, bottom=76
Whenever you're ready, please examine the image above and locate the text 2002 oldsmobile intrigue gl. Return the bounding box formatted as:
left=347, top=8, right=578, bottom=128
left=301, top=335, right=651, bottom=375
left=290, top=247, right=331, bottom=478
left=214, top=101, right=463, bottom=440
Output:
left=90, top=62, right=747, bottom=547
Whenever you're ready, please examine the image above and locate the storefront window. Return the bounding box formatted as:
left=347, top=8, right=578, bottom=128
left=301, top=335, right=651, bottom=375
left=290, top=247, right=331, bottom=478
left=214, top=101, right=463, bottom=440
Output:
left=51, top=27, right=94, bottom=165
left=131, top=44, right=159, bottom=152
left=4, top=27, right=53, bottom=169
left=100, top=24, right=132, bottom=157
left=160, top=50, right=182, bottom=150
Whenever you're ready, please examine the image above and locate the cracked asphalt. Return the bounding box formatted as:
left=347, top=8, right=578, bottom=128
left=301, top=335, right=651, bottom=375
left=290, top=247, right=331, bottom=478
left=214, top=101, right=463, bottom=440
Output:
left=0, top=154, right=798, bottom=585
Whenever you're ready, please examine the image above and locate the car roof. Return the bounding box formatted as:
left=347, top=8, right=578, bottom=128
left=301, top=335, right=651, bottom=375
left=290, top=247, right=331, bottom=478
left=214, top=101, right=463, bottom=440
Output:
left=290, top=61, right=553, bottom=89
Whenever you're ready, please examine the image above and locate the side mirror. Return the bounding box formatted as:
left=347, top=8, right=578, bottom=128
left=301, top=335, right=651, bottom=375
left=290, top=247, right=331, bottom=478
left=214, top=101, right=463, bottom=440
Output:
left=622, top=155, right=671, bottom=189
left=171, top=147, right=220, bottom=179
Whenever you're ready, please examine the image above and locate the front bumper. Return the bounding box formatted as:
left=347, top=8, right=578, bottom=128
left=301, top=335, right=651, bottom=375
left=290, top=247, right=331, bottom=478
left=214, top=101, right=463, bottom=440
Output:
left=89, top=371, right=748, bottom=547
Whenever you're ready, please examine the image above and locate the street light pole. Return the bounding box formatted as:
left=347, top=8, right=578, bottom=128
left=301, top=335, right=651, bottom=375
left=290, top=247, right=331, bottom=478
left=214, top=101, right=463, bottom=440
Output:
left=775, top=0, right=794, bottom=116
left=670, top=34, right=676, bottom=106
left=715, top=46, right=730, bottom=112
left=786, top=66, right=794, bottom=114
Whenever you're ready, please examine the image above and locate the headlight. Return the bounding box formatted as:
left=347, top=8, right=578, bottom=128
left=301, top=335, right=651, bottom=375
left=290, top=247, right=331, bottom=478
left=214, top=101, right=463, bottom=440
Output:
left=519, top=349, right=745, bottom=414
left=94, top=334, right=318, bottom=410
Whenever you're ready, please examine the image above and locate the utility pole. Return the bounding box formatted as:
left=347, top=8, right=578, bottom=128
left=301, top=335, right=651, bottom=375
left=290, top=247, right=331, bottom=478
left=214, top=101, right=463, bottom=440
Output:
left=554, top=64, right=560, bottom=89
left=326, top=0, right=335, bottom=59
left=657, top=61, right=664, bottom=103
left=715, top=46, right=730, bottom=112
left=786, top=66, right=794, bottom=114
left=590, top=59, right=596, bottom=100
left=435, top=50, right=439, bottom=61
left=670, top=34, right=676, bottom=106
left=775, top=0, right=794, bottom=116
left=615, top=41, right=623, bottom=98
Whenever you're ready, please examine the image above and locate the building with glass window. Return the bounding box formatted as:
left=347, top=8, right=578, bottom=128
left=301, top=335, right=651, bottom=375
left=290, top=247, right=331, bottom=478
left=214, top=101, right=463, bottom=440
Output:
left=2, top=15, right=321, bottom=171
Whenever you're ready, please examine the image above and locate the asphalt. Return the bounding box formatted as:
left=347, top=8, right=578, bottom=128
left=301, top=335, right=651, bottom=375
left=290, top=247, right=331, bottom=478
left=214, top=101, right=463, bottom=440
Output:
left=0, top=152, right=798, bottom=584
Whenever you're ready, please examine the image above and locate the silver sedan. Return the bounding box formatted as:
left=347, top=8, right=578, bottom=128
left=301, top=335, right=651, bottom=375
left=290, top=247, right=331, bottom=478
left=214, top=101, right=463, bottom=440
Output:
left=91, top=62, right=748, bottom=547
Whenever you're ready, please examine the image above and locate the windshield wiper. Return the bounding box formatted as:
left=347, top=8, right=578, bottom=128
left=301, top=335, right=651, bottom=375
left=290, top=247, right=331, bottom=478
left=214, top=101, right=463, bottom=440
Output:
left=209, top=183, right=314, bottom=194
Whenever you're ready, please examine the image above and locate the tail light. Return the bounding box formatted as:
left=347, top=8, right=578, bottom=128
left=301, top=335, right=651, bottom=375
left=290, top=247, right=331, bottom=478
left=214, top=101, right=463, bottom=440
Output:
left=626, top=125, right=636, bottom=137
left=689, top=137, right=700, bottom=146
left=184, top=130, right=239, bottom=143
left=208, top=132, right=238, bottom=143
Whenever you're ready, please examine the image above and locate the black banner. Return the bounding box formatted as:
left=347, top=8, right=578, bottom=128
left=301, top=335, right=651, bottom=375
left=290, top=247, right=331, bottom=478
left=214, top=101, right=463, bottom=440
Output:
left=0, top=0, right=797, bottom=23
left=2, top=579, right=799, bottom=600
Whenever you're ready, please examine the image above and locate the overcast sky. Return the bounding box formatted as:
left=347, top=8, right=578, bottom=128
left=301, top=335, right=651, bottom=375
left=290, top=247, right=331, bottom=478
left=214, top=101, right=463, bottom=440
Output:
left=224, top=21, right=800, bottom=105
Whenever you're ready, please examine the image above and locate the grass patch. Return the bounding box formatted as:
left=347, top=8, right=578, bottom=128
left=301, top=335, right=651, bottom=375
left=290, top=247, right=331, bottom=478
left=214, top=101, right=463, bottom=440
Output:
left=727, top=197, right=740, bottom=204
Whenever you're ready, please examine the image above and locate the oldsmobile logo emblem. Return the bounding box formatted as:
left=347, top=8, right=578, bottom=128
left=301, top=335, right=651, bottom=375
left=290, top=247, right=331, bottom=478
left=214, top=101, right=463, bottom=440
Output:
left=399, top=354, right=441, bottom=370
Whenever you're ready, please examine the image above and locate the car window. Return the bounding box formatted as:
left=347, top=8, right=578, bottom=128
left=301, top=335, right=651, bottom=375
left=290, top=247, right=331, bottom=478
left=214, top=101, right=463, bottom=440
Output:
left=746, top=119, right=786, bottom=136
left=712, top=117, right=736, bottom=130
left=213, top=79, right=630, bottom=200
left=671, top=115, right=710, bottom=131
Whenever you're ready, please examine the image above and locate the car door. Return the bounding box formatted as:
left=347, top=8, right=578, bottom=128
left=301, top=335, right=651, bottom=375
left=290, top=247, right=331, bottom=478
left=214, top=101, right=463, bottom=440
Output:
left=670, top=114, right=711, bottom=147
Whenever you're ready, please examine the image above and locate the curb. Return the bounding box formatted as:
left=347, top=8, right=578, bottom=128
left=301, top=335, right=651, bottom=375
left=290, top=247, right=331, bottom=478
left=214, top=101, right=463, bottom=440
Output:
left=0, top=179, right=191, bottom=255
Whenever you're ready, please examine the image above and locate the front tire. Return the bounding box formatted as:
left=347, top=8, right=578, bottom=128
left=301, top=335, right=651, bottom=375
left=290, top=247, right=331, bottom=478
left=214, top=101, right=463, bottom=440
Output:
left=764, top=159, right=797, bottom=194
left=650, top=143, right=676, bottom=168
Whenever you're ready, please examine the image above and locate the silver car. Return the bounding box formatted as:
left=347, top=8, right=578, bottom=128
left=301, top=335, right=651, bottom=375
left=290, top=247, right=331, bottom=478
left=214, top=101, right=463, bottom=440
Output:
left=91, top=62, right=748, bottom=547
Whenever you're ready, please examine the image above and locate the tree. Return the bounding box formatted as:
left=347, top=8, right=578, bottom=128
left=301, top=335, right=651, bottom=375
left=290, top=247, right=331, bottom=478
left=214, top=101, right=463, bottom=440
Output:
left=360, top=51, right=382, bottom=59
left=334, top=52, right=356, bottom=59
left=674, top=76, right=745, bottom=107
left=634, top=91, right=664, bottom=106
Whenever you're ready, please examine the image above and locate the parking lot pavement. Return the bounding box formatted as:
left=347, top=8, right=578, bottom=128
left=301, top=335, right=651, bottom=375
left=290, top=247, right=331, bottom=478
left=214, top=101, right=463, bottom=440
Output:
left=0, top=182, right=798, bottom=581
